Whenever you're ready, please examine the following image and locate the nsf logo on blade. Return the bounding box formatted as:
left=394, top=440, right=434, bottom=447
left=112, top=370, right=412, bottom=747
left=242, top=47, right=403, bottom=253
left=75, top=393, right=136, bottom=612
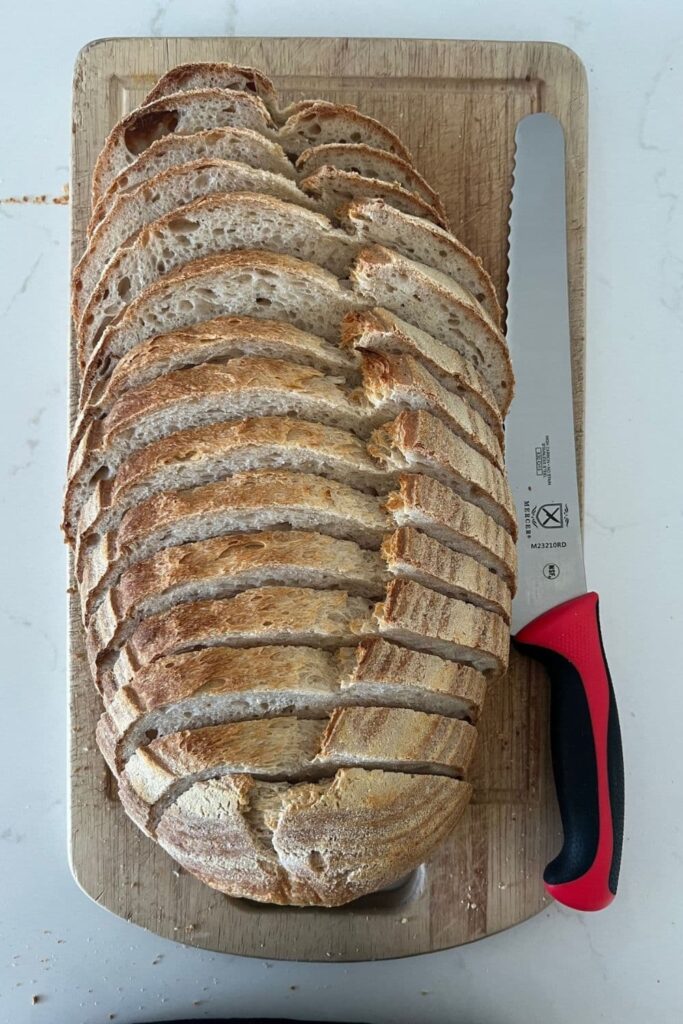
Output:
left=531, top=502, right=569, bottom=530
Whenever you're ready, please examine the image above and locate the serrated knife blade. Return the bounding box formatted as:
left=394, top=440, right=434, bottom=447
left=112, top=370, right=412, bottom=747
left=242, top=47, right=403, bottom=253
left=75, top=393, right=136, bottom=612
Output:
left=507, top=113, right=624, bottom=911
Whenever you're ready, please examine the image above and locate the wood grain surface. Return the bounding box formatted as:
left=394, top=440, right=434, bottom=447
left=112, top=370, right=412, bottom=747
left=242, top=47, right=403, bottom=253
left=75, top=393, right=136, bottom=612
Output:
left=68, top=36, right=587, bottom=961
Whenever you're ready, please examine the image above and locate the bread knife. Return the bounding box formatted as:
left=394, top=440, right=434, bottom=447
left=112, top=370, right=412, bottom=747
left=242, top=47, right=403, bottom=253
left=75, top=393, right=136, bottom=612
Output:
left=506, top=113, right=624, bottom=910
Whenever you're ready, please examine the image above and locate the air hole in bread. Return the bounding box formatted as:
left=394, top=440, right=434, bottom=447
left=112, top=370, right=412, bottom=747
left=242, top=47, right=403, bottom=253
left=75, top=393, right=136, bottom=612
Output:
left=255, top=297, right=272, bottom=306
left=145, top=728, right=159, bottom=741
left=308, top=851, right=325, bottom=873
left=90, top=465, right=111, bottom=484
left=167, top=216, right=199, bottom=235
left=124, top=110, right=179, bottom=156
left=220, top=105, right=237, bottom=115
left=117, top=276, right=131, bottom=300
left=350, top=131, right=362, bottom=142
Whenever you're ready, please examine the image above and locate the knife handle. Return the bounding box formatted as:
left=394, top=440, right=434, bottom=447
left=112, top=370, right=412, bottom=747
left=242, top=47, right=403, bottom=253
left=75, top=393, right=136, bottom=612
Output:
left=515, top=592, right=624, bottom=911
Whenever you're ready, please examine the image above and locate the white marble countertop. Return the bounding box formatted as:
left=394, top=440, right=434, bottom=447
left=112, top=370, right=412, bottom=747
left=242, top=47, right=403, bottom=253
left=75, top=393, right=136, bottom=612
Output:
left=1, top=1, right=682, bottom=1022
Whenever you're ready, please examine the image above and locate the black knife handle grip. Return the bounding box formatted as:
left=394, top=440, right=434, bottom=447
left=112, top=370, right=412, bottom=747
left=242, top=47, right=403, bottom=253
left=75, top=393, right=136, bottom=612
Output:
left=515, top=592, right=624, bottom=910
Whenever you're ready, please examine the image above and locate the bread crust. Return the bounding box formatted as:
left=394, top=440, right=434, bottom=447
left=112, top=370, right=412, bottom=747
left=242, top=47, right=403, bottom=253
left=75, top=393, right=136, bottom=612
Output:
left=341, top=306, right=502, bottom=439
left=156, top=769, right=471, bottom=906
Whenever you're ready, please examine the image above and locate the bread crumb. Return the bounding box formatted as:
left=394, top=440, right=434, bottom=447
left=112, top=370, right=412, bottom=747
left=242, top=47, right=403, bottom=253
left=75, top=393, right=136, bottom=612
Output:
left=31, top=994, right=40, bottom=1005
left=400, top=916, right=408, bottom=924
left=289, top=985, right=298, bottom=991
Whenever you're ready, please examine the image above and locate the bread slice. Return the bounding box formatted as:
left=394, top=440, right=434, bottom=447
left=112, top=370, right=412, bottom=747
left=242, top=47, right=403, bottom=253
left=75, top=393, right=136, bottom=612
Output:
left=301, top=166, right=448, bottom=229
left=64, top=359, right=366, bottom=535
left=142, top=63, right=281, bottom=118
left=156, top=768, right=471, bottom=906
left=87, top=529, right=386, bottom=663
left=91, top=89, right=276, bottom=201
left=119, top=707, right=476, bottom=836
left=77, top=192, right=357, bottom=362
left=74, top=163, right=321, bottom=331
left=79, top=251, right=361, bottom=408
left=360, top=351, right=503, bottom=469
left=277, top=103, right=412, bottom=162
left=386, top=474, right=517, bottom=592
left=381, top=527, right=511, bottom=622
left=341, top=199, right=501, bottom=325
left=74, top=416, right=390, bottom=559
left=89, top=127, right=296, bottom=232
left=87, top=522, right=510, bottom=674
left=352, top=246, right=513, bottom=413
left=371, top=579, right=509, bottom=676
left=77, top=471, right=390, bottom=623
left=97, top=639, right=487, bottom=773
left=296, top=143, right=446, bottom=221
left=112, top=587, right=374, bottom=690
left=341, top=308, right=502, bottom=439
left=369, top=410, right=516, bottom=537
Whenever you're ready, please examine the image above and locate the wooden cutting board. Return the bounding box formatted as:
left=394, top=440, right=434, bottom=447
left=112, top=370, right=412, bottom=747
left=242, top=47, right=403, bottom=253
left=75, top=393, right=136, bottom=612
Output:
left=69, top=36, right=587, bottom=961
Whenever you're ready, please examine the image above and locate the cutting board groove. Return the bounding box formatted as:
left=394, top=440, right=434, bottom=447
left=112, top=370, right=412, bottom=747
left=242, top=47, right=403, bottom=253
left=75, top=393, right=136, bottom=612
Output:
left=69, top=36, right=587, bottom=961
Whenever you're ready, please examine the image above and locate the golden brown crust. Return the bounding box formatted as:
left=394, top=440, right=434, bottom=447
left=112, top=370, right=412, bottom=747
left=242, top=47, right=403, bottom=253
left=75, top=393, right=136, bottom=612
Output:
left=373, top=578, right=510, bottom=676
left=113, top=587, right=374, bottom=690
left=382, top=526, right=511, bottom=622
left=75, top=416, right=389, bottom=550
left=341, top=306, right=502, bottom=440
left=79, top=249, right=359, bottom=404
left=369, top=410, right=517, bottom=537
left=385, top=473, right=517, bottom=592
left=119, top=708, right=475, bottom=835
left=87, top=529, right=385, bottom=659
left=97, top=639, right=487, bottom=774
left=360, top=350, right=503, bottom=468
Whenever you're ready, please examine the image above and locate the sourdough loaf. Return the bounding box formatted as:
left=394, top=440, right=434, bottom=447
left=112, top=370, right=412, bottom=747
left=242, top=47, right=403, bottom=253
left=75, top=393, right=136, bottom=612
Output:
left=65, top=63, right=517, bottom=906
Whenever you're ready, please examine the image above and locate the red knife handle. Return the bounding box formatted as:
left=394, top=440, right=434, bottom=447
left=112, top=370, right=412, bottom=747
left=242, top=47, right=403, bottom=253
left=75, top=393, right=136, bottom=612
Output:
left=515, top=592, right=624, bottom=911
